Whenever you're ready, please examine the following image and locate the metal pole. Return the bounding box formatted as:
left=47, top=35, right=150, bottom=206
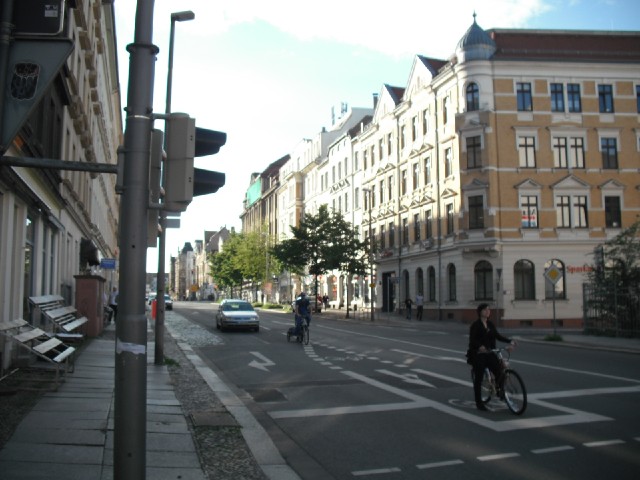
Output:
left=363, top=188, right=375, bottom=321
left=155, top=10, right=194, bottom=366
left=0, top=0, right=15, bottom=154
left=114, top=0, right=157, bottom=478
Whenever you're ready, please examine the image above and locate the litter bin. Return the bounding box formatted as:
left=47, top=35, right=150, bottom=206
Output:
left=151, top=299, right=157, bottom=320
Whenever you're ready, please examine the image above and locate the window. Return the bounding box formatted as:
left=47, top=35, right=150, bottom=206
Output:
left=518, top=136, right=536, bottom=168
left=466, top=136, right=482, bottom=169
left=354, top=152, right=359, bottom=171
left=514, top=260, right=535, bottom=300
left=425, top=209, right=433, bottom=239
left=379, top=224, right=386, bottom=249
left=637, top=85, right=640, bottom=113
left=605, top=196, right=621, bottom=228
left=567, top=83, right=581, bottom=112
left=446, top=203, right=454, bottom=235
left=388, top=222, right=395, bottom=247
left=412, top=116, right=418, bottom=142
left=444, top=147, right=453, bottom=177
left=443, top=96, right=450, bottom=123
left=598, top=84, right=614, bottom=113
left=544, top=259, right=566, bottom=300
left=520, top=195, right=538, bottom=228
left=401, top=169, right=407, bottom=195
left=363, top=149, right=368, bottom=170
left=517, top=82, right=532, bottom=111
left=412, top=163, right=419, bottom=189
left=378, top=139, right=384, bottom=160
left=448, top=264, right=457, bottom=301
left=428, top=266, right=436, bottom=301
left=550, top=83, right=564, bottom=112
left=422, top=109, right=429, bottom=135
left=570, top=137, right=585, bottom=168
left=371, top=145, right=376, bottom=165
left=388, top=175, right=394, bottom=200
left=379, top=180, right=385, bottom=204
left=601, top=138, right=618, bottom=169
left=466, top=83, right=479, bottom=111
left=354, top=188, right=360, bottom=209
left=468, top=195, right=484, bottom=229
left=371, top=186, right=376, bottom=208
left=400, top=126, right=406, bottom=149
left=424, top=157, right=431, bottom=184
left=413, top=213, right=421, bottom=241
left=344, top=192, right=349, bottom=212
left=474, top=261, right=493, bottom=300
left=556, top=195, right=588, bottom=228
left=553, top=137, right=568, bottom=168
left=402, top=218, right=409, bottom=245
left=387, top=133, right=393, bottom=156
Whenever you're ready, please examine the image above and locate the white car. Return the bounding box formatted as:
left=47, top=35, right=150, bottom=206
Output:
left=216, top=299, right=259, bottom=332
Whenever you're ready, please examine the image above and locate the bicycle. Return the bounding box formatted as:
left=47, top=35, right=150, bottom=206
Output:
left=471, top=347, right=527, bottom=415
left=287, top=315, right=310, bottom=345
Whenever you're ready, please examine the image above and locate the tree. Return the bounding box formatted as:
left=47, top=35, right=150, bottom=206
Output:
left=270, top=204, right=367, bottom=313
left=210, top=231, right=243, bottom=297
left=586, top=220, right=640, bottom=335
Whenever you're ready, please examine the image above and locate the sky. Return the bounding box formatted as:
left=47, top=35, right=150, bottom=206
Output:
left=112, top=0, right=640, bottom=273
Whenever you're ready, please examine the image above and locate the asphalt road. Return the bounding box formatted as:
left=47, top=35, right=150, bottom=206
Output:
left=175, top=301, right=640, bottom=480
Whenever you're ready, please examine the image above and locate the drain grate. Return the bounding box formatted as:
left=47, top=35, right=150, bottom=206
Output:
left=190, top=411, right=238, bottom=427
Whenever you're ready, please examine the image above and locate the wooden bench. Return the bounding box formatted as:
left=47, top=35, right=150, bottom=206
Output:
left=0, top=319, right=76, bottom=390
left=29, top=295, right=87, bottom=341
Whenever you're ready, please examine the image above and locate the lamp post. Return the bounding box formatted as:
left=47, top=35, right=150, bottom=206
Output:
left=155, top=10, right=195, bottom=366
left=362, top=188, right=375, bottom=322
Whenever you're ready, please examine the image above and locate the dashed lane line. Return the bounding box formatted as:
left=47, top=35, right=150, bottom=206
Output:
left=531, top=445, right=574, bottom=454
left=584, top=439, right=625, bottom=448
left=416, top=459, right=464, bottom=470
left=352, top=467, right=402, bottom=476
left=478, top=452, right=520, bottom=462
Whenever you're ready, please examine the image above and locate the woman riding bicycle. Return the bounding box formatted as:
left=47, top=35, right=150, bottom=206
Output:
left=467, top=303, right=516, bottom=411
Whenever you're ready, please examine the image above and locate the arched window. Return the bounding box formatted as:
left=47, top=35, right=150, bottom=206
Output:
left=428, top=266, right=436, bottom=302
left=466, top=83, right=480, bottom=111
left=544, top=259, right=566, bottom=299
left=447, top=263, right=457, bottom=301
left=514, top=260, right=536, bottom=300
left=474, top=261, right=493, bottom=300
left=416, top=268, right=424, bottom=295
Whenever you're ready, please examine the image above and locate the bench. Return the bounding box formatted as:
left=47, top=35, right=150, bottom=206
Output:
left=0, top=318, right=76, bottom=390
left=29, top=295, right=87, bottom=341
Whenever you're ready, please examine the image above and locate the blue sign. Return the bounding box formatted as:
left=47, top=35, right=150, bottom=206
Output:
left=100, top=258, right=116, bottom=269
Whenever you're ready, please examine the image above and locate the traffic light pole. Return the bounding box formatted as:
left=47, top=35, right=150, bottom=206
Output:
left=114, top=0, right=157, bottom=478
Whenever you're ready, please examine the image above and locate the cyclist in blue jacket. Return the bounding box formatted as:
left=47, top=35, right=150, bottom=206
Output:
left=295, top=292, right=311, bottom=330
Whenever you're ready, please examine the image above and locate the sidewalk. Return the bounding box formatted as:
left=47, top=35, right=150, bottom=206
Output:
left=1, top=311, right=638, bottom=480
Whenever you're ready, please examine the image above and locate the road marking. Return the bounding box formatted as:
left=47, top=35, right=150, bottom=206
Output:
left=532, top=445, right=574, bottom=454
left=416, top=459, right=464, bottom=469
left=584, top=439, right=625, bottom=448
left=478, top=452, right=520, bottom=461
left=352, top=467, right=401, bottom=476
left=248, top=351, right=275, bottom=372
left=377, top=369, right=436, bottom=388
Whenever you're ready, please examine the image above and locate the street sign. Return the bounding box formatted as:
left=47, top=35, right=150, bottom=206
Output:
left=544, top=265, right=562, bottom=285
left=1, top=38, right=74, bottom=150
left=100, top=258, right=117, bottom=270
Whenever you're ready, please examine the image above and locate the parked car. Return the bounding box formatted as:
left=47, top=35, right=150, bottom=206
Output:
left=148, top=293, right=172, bottom=310
left=216, top=299, right=259, bottom=332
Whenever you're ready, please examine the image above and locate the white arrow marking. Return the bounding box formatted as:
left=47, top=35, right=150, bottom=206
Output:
left=249, top=351, right=275, bottom=371
left=377, top=369, right=436, bottom=388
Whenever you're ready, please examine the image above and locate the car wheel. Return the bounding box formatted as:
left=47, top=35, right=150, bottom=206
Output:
left=254, top=326, right=260, bottom=332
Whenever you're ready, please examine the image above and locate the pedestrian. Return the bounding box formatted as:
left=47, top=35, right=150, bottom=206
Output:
left=415, top=293, right=424, bottom=321
left=108, top=286, right=118, bottom=322
left=404, top=297, right=413, bottom=320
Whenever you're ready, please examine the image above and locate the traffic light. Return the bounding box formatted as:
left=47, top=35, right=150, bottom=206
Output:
left=147, top=129, right=164, bottom=247
left=163, top=113, right=226, bottom=212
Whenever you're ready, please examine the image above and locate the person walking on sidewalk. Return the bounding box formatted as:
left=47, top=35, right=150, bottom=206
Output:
left=108, top=286, right=119, bottom=323
left=415, top=293, right=424, bottom=321
left=404, top=297, right=413, bottom=320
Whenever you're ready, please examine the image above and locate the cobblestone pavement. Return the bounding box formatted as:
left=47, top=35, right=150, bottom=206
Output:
left=0, top=314, right=268, bottom=480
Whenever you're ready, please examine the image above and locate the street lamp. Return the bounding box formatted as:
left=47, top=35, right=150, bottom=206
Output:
left=362, top=188, right=375, bottom=322
left=155, top=10, right=195, bottom=365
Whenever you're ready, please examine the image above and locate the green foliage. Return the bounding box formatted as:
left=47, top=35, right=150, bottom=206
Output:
left=270, top=204, right=367, bottom=286
left=589, top=220, right=640, bottom=289
left=544, top=334, right=563, bottom=342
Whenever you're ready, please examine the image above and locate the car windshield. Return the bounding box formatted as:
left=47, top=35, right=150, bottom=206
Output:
left=222, top=302, right=253, bottom=312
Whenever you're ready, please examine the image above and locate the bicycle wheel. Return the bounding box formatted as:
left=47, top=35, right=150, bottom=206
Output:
left=302, top=325, right=310, bottom=345
left=471, top=369, right=492, bottom=404
left=502, top=369, right=527, bottom=415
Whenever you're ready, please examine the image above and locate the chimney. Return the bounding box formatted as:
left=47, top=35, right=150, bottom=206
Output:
left=373, top=93, right=379, bottom=109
